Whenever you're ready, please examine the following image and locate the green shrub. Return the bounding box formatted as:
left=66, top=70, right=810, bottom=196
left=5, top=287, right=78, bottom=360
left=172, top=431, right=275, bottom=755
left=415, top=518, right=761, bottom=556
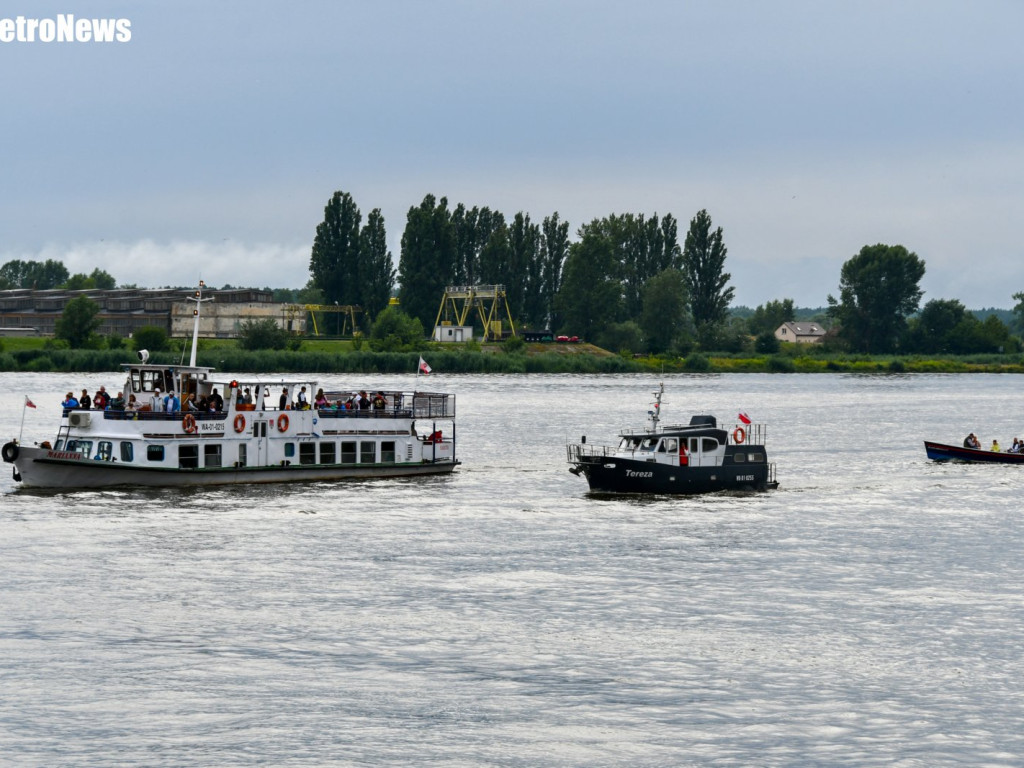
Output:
left=683, top=353, right=711, bottom=372
left=768, top=356, right=795, bottom=372
left=502, top=335, right=527, bottom=354
left=132, top=325, right=169, bottom=352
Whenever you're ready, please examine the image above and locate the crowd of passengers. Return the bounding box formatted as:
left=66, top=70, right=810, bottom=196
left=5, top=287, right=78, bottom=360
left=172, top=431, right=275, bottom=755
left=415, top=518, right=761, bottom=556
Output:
left=61, top=385, right=394, bottom=415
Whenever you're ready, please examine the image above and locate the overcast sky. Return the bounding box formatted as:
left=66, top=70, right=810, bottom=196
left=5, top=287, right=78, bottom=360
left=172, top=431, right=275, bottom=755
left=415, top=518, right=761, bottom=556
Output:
left=3, top=0, right=1023, bottom=308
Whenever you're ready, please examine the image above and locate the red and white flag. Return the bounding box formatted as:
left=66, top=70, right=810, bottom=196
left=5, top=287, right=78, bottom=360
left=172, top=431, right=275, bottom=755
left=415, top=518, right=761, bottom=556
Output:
left=25, top=397, right=36, bottom=409
left=738, top=412, right=751, bottom=425
left=418, top=356, right=432, bottom=375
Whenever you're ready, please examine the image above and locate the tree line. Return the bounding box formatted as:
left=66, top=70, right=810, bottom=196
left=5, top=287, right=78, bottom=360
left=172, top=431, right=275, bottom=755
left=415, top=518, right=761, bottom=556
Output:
left=5, top=189, right=1024, bottom=356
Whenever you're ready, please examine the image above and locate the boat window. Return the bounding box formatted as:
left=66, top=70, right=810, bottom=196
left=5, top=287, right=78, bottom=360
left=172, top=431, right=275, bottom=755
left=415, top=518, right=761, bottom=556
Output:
left=381, top=441, right=396, bottom=463
left=360, top=441, right=376, bottom=463
left=749, top=452, right=764, bottom=463
left=660, top=438, right=677, bottom=452
left=299, top=443, right=316, bottom=465
left=733, top=452, right=746, bottom=463
left=55, top=439, right=64, bottom=451
left=179, top=444, right=199, bottom=469
left=96, top=441, right=113, bottom=461
left=320, top=442, right=336, bottom=464
left=238, top=443, right=247, bottom=467
left=66, top=439, right=92, bottom=456
left=204, top=443, right=222, bottom=468
left=120, top=442, right=133, bottom=462
left=147, top=445, right=165, bottom=462
left=640, top=437, right=657, bottom=451
left=341, top=441, right=357, bottom=464
left=141, top=369, right=165, bottom=393
left=284, top=443, right=295, bottom=458
left=689, top=438, right=700, bottom=453
left=131, top=369, right=142, bottom=393
left=701, top=438, right=719, bottom=453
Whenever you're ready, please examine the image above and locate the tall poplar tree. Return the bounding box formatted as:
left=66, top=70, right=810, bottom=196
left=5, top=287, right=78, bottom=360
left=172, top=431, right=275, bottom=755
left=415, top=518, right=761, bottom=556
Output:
left=398, top=194, right=456, bottom=330
left=554, top=229, right=621, bottom=341
left=310, top=191, right=362, bottom=307
left=541, top=213, right=569, bottom=330
left=682, top=209, right=734, bottom=331
left=359, top=208, right=395, bottom=321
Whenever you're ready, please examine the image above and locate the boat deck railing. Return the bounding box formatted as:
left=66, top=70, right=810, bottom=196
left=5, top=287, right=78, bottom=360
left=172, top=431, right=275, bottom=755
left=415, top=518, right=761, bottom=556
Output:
left=70, top=391, right=455, bottom=422
left=567, top=442, right=616, bottom=462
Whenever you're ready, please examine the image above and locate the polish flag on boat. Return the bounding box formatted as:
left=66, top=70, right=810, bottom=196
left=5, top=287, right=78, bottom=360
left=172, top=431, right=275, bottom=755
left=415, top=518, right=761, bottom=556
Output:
left=738, top=412, right=751, bottom=424
left=418, top=357, right=432, bottom=375
left=25, top=397, right=36, bottom=409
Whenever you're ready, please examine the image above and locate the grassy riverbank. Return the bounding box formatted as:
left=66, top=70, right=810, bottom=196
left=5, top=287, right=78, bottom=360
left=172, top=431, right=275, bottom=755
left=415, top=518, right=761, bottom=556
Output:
left=2, top=336, right=1024, bottom=374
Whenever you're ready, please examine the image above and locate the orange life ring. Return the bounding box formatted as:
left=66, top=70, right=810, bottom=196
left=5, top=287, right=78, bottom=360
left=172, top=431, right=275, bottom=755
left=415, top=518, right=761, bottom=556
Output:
left=733, top=427, right=746, bottom=444
left=182, top=413, right=197, bottom=434
left=233, top=414, right=246, bottom=433
left=277, top=414, right=289, bottom=432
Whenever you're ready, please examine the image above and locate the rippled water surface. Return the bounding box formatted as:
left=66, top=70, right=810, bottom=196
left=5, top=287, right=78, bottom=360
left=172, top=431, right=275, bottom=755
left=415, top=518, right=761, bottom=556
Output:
left=2, top=372, right=1023, bottom=766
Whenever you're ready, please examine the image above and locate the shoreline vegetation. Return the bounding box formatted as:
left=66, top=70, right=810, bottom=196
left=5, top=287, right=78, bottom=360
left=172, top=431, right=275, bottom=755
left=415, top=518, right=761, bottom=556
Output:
left=2, top=337, right=1024, bottom=375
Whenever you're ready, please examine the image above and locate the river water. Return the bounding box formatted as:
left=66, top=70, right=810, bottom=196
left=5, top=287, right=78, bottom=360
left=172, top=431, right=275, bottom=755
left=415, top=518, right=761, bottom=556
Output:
left=2, top=372, right=1023, bottom=766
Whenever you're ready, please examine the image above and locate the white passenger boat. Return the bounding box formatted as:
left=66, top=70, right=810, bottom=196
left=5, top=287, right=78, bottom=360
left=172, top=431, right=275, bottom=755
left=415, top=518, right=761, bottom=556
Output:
left=2, top=285, right=458, bottom=489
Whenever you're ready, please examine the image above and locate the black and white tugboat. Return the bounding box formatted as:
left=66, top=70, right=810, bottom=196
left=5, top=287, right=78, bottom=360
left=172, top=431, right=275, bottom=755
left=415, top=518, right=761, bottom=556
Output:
left=566, top=383, right=778, bottom=494
left=2, top=283, right=458, bottom=490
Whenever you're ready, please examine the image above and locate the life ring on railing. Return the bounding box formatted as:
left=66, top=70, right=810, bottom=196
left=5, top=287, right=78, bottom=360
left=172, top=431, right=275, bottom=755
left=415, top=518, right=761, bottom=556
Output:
left=182, top=414, right=198, bottom=434
left=2, top=441, right=19, bottom=463
left=233, top=414, right=246, bottom=433
left=277, top=414, right=289, bottom=432
left=732, top=427, right=746, bottom=444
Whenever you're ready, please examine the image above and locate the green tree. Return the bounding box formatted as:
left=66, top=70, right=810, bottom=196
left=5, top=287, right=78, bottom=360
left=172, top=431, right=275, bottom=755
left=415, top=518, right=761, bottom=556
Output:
left=0, top=258, right=70, bottom=289
left=906, top=298, right=967, bottom=353
left=310, top=191, right=362, bottom=307
left=54, top=295, right=102, bottom=348
left=554, top=228, right=621, bottom=341
left=682, top=209, right=734, bottom=334
left=398, top=194, right=457, bottom=330
left=640, top=268, right=691, bottom=353
left=90, top=268, right=116, bottom=289
left=597, top=320, right=644, bottom=355
left=369, top=306, right=424, bottom=351
left=359, top=208, right=396, bottom=321
left=62, top=268, right=117, bottom=290
left=747, top=298, right=795, bottom=336
left=131, top=325, right=169, bottom=352
left=508, top=212, right=542, bottom=327
left=827, top=243, right=926, bottom=353
left=540, top=213, right=569, bottom=330
left=237, top=317, right=289, bottom=350
left=1011, top=291, right=1024, bottom=335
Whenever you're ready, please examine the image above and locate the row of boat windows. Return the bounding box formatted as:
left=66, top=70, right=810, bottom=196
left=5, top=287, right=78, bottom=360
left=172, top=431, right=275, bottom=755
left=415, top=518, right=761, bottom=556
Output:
left=620, top=436, right=721, bottom=453
left=60, top=439, right=400, bottom=468
left=617, top=435, right=764, bottom=463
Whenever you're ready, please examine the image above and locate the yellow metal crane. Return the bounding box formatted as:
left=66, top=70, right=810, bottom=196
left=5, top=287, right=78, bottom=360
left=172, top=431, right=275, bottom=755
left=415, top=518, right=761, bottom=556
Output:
left=284, top=304, right=362, bottom=336
left=433, top=285, right=516, bottom=342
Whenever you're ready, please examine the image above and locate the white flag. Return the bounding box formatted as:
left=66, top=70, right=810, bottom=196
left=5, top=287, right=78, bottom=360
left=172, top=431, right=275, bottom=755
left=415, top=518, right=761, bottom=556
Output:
left=418, top=356, right=432, bottom=375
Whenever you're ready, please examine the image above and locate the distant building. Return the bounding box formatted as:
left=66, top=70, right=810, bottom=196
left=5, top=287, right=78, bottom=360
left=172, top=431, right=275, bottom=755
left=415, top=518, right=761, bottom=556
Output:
left=774, top=321, right=826, bottom=344
left=0, top=287, right=304, bottom=338
left=433, top=324, right=473, bottom=343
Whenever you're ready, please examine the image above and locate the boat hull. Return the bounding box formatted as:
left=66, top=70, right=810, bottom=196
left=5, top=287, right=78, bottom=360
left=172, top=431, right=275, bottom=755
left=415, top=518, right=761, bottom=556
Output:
left=572, top=454, right=777, bottom=495
left=924, top=441, right=1024, bottom=464
left=7, top=445, right=457, bottom=489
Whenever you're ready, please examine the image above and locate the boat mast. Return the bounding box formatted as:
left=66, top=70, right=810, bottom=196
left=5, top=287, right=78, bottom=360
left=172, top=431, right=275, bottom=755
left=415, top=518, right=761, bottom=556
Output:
left=647, top=382, right=664, bottom=432
left=185, top=280, right=213, bottom=368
